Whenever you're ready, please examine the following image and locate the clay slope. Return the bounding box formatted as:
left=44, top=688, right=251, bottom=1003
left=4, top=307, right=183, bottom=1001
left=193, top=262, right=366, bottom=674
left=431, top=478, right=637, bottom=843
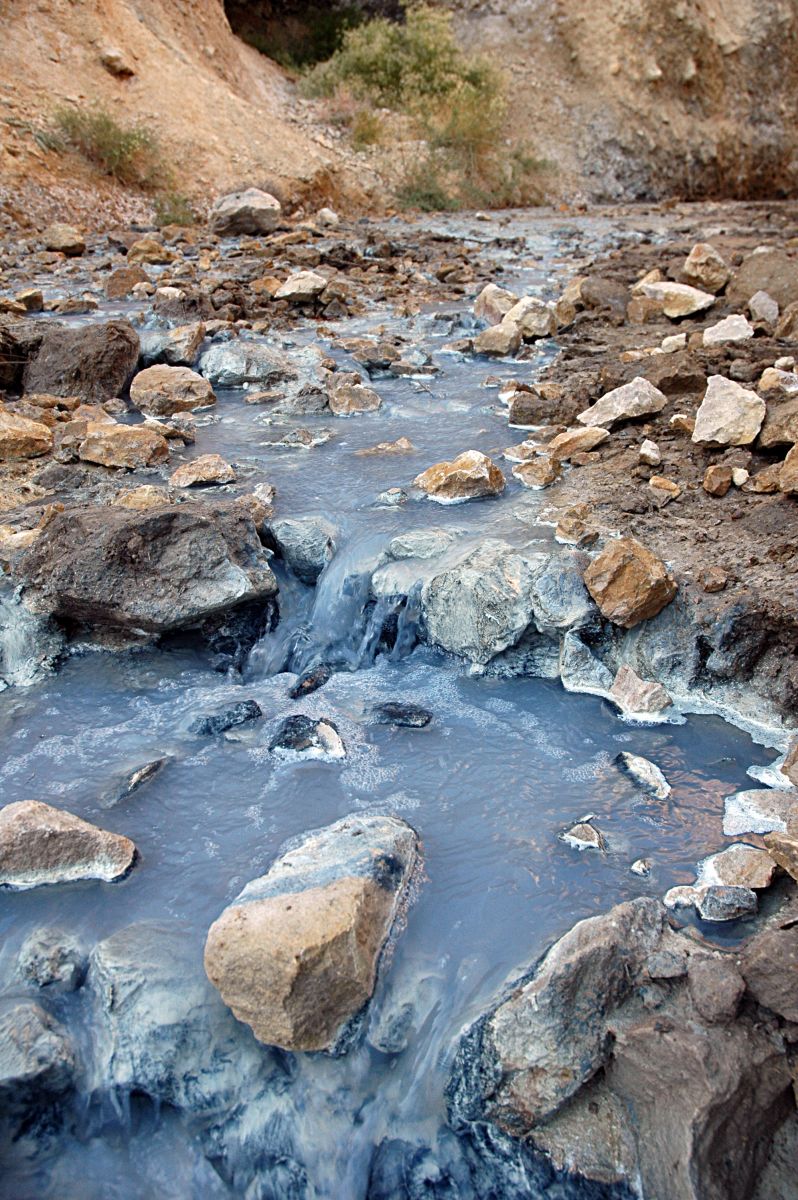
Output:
left=453, top=0, right=798, bottom=202
left=0, top=0, right=362, bottom=230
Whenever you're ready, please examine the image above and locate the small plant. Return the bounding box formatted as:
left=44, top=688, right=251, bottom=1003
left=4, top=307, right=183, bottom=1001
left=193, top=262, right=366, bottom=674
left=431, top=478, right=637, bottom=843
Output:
left=153, top=192, right=197, bottom=228
left=350, top=109, right=385, bottom=150
left=52, top=105, right=164, bottom=188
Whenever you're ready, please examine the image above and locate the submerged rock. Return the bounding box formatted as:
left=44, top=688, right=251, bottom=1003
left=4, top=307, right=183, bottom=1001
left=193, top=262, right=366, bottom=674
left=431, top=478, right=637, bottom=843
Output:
left=616, top=751, right=671, bottom=798
left=0, top=800, right=136, bottom=889
left=189, top=699, right=263, bottom=737
left=0, top=999, right=76, bottom=1105
left=561, top=819, right=606, bottom=851
left=327, top=372, right=382, bottom=415
left=269, top=714, right=345, bottom=761
left=204, top=813, right=420, bottom=1052
left=584, top=538, right=677, bottom=628
left=413, top=451, right=505, bottom=504
left=288, top=663, right=332, bottom=699
left=373, top=702, right=432, bottom=728
left=16, top=927, right=87, bottom=992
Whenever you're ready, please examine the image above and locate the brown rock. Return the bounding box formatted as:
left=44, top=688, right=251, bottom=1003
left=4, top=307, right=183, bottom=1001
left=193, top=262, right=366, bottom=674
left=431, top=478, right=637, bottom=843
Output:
left=23, top=320, right=140, bottom=403
left=169, top=454, right=235, bottom=487
left=740, top=923, right=798, bottom=1023
left=42, top=223, right=85, bottom=256
left=474, top=323, right=522, bottom=357
left=327, top=372, right=381, bottom=415
left=474, top=282, right=517, bottom=326
left=775, top=301, right=798, bottom=339
left=782, top=737, right=798, bottom=786
left=355, top=437, right=415, bottom=456
left=130, top=365, right=215, bottom=417
left=763, top=831, right=798, bottom=881
left=727, top=249, right=798, bottom=312
left=112, top=485, right=173, bottom=511
left=609, top=664, right=672, bottom=714
left=687, top=955, right=744, bottom=1023
left=703, top=464, right=733, bottom=497
left=105, top=266, right=150, bottom=300
left=649, top=475, right=681, bottom=502
left=0, top=800, right=136, bottom=889
left=584, top=538, right=677, bottom=628
left=547, top=426, right=610, bottom=459
left=681, top=243, right=730, bottom=294
left=78, top=422, right=170, bottom=469
left=743, top=463, right=783, bottom=494
left=0, top=410, right=53, bottom=460
left=778, top=445, right=798, bottom=495
left=512, top=455, right=562, bottom=489
left=698, top=565, right=728, bottom=593
left=414, top=450, right=505, bottom=503
left=126, top=237, right=177, bottom=266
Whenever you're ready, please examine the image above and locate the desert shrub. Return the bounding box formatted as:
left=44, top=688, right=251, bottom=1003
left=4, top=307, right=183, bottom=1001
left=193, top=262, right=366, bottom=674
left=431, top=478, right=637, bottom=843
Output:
left=153, top=192, right=197, bottom=227
left=52, top=105, right=164, bottom=188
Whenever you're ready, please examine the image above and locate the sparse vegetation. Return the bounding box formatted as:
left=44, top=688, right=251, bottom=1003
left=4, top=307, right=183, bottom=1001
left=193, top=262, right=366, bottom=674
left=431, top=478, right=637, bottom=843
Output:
left=52, top=105, right=165, bottom=188
left=153, top=192, right=197, bottom=228
left=302, top=4, right=546, bottom=211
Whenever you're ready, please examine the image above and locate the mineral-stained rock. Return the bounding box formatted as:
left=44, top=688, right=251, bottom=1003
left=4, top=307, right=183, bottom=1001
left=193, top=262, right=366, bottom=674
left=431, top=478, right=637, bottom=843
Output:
left=474, top=282, right=517, bottom=326
left=17, top=927, right=87, bottom=992
left=105, top=265, right=149, bottom=299
left=210, top=187, right=282, bottom=236
left=681, top=242, right=730, bottom=293
left=502, top=296, right=556, bottom=340
left=703, top=464, right=733, bottom=496
left=696, top=884, right=757, bottom=922
left=130, top=364, right=215, bottom=416
left=512, top=455, right=561, bottom=489
left=740, top=922, right=798, bottom=1023
left=269, top=514, right=337, bottom=584
left=15, top=501, right=277, bottom=634
left=547, top=426, right=610, bottom=459
left=268, top=714, right=345, bottom=761
left=577, top=377, right=667, bottom=429
left=609, top=664, right=673, bottom=714
left=692, top=375, right=766, bottom=446
left=758, top=391, right=798, bottom=449
left=327, top=372, right=381, bottom=415
left=583, top=537, right=677, bottom=628
left=723, top=788, right=798, bottom=836
left=0, top=799, right=136, bottom=889
left=275, top=271, right=327, bottom=302
left=763, top=831, right=798, bottom=881
left=23, top=320, right=140, bottom=402
left=0, top=409, right=53, bottom=460
left=169, top=453, right=235, bottom=488
left=204, top=813, right=420, bottom=1052
left=414, top=450, right=505, bottom=503
left=778, top=445, right=798, bottom=495
left=686, top=954, right=744, bottom=1023
left=616, top=751, right=670, bottom=798
left=43, top=223, right=85, bottom=256
left=78, top=422, right=170, bottom=469
left=697, top=843, right=776, bottom=890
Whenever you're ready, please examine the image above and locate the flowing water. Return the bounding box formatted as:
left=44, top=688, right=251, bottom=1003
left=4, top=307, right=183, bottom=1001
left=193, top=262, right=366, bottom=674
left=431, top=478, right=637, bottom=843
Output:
left=0, top=211, right=778, bottom=1198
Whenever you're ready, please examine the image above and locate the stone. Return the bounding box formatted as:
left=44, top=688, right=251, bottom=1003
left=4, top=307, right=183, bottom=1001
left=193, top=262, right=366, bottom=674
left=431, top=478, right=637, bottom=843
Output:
left=636, top=280, right=716, bottom=318
left=547, top=426, right=610, bottom=458
left=702, top=314, right=754, bottom=346
left=744, top=462, right=783, bottom=494
left=355, top=437, right=414, bottom=456
left=779, top=445, right=798, bottom=494
left=681, top=243, right=730, bottom=293
left=649, top=475, right=681, bottom=502
left=387, top=529, right=454, bottom=560
left=23, top=319, right=140, bottom=403
left=731, top=468, right=749, bottom=487
left=561, top=820, right=606, bottom=851
left=697, top=844, right=776, bottom=890
left=188, top=699, right=262, bottom=736
left=695, top=885, right=757, bottom=922
left=140, top=322, right=206, bottom=368
left=42, top=223, right=85, bottom=256
left=105, top=265, right=149, bottom=299
left=639, top=438, right=661, bottom=466
left=204, top=814, right=420, bottom=1052
left=210, top=188, right=282, bottom=236
left=512, top=455, right=561, bottom=489
left=198, top=341, right=290, bottom=389
left=740, top=922, right=798, bottom=1023
left=609, top=664, right=672, bottom=714
left=414, top=451, right=505, bottom=503
left=687, top=955, right=744, bottom=1023
left=584, top=537, right=677, bottom=628
left=130, top=364, right=215, bottom=416
left=0, top=410, right=53, bottom=460
left=269, top=515, right=337, bottom=584
left=748, top=290, right=779, bottom=328
left=16, top=501, right=277, bottom=634
left=692, top=375, right=765, bottom=446
left=783, top=738, right=798, bottom=786
left=100, top=46, right=135, bottom=75
left=474, top=282, right=517, bottom=325
left=268, top=714, right=345, bottom=761
left=288, top=664, right=332, bottom=699
left=127, top=237, right=177, bottom=265
left=474, top=323, right=522, bottom=357
left=759, top=366, right=798, bottom=395
left=775, top=301, right=798, bottom=338
left=327, top=372, right=382, bottom=415
left=0, top=999, right=76, bottom=1103
left=169, top=453, right=235, bottom=488
left=274, top=271, right=327, bottom=302
left=631, top=858, right=653, bottom=878
left=0, top=799, right=136, bottom=889
left=112, top=484, right=172, bottom=510
left=616, top=752, right=670, bottom=798
left=664, top=885, right=700, bottom=910
left=502, top=296, right=556, bottom=340
left=699, top=565, right=728, bottom=592
left=703, top=464, right=733, bottom=496
left=577, top=378, right=668, bottom=429
left=16, top=288, right=44, bottom=312
left=727, top=248, right=798, bottom=311
left=763, top=831, right=798, bottom=881
left=372, top=703, right=432, bottom=728
left=17, top=928, right=87, bottom=992
left=723, top=788, right=798, bottom=836
left=78, top=422, right=170, bottom=469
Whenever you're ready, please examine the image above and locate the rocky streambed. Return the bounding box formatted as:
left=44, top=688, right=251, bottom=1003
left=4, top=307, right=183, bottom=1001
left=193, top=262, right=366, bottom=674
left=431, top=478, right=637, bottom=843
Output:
left=0, top=195, right=797, bottom=1199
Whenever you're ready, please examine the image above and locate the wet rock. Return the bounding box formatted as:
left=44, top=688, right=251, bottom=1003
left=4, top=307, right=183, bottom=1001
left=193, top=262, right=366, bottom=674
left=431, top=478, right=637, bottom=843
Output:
left=631, top=858, right=652, bottom=877
left=561, top=819, right=606, bottom=851
left=269, top=514, right=337, bottom=584
left=105, top=757, right=169, bottom=805
left=0, top=410, right=53, bottom=460
left=559, top=630, right=614, bottom=695
left=204, top=813, right=420, bottom=1052
left=15, top=501, right=277, bottom=634
left=0, top=999, right=76, bottom=1106
left=692, top=375, right=766, bottom=446
left=387, top=528, right=454, bottom=560
left=43, top=223, right=85, bottom=256
left=474, top=282, right=517, bottom=325
left=139, top=322, right=206, bottom=368
left=275, top=271, right=327, bottom=302
left=763, top=831, right=798, bottom=881
left=695, top=884, right=757, bottom=922
left=512, top=455, right=561, bottom=488
left=697, top=843, right=776, bottom=890
left=473, top=323, right=521, bottom=357
left=681, top=243, right=730, bottom=293
left=78, top=422, right=170, bottom=469
left=616, top=751, right=670, bottom=798
left=373, top=702, right=432, bottom=728
left=17, top=928, right=87, bottom=992
left=577, top=377, right=667, bottom=429
left=635, top=279, right=716, bottom=318
left=327, top=372, right=382, bottom=415
left=288, top=663, right=332, bottom=699
left=130, top=364, right=215, bottom=416
left=723, top=788, right=798, bottom=836
left=727, top=248, right=798, bottom=311
left=23, top=319, right=140, bottom=403
left=210, top=188, right=282, bottom=236
left=198, top=340, right=291, bottom=389
left=703, top=314, right=754, bottom=346
left=170, top=453, right=235, bottom=488
left=414, top=451, right=505, bottom=503
left=355, top=436, right=415, bottom=456
left=269, top=714, right=345, bottom=761
left=0, top=800, right=136, bottom=889
left=189, top=699, right=263, bottom=737
left=583, top=537, right=677, bottom=628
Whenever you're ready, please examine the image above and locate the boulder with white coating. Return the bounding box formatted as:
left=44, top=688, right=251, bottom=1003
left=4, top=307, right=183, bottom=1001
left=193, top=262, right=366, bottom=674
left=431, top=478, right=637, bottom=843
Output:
left=0, top=800, right=136, bottom=889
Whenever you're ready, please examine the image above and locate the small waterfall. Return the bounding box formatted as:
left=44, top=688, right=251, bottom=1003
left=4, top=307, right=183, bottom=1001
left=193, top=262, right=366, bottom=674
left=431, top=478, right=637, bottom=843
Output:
left=0, top=586, right=63, bottom=688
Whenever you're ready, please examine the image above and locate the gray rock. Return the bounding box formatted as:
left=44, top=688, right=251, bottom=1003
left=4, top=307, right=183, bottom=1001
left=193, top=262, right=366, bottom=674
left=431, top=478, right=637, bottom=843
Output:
left=387, top=528, right=455, bottom=561
left=269, top=515, right=338, bottom=584
left=188, top=699, right=263, bottom=737
left=616, top=751, right=671, bottom=799
left=559, top=631, right=614, bottom=696
left=210, top=188, right=282, bottom=236
left=695, top=884, right=758, bottom=922
left=17, top=927, right=87, bottom=992
left=198, top=341, right=293, bottom=388
left=0, top=999, right=76, bottom=1104
left=268, top=714, right=345, bottom=761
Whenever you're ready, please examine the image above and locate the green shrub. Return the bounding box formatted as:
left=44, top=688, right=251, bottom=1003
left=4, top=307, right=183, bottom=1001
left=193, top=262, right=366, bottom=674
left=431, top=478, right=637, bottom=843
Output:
left=53, top=105, right=164, bottom=188
left=153, top=192, right=197, bottom=228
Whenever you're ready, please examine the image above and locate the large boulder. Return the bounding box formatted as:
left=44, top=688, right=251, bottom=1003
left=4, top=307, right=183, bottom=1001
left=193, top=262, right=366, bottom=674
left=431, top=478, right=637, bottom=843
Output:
left=42, top=223, right=85, bottom=256
left=413, top=451, right=505, bottom=503
left=577, top=377, right=667, bottom=429
left=204, top=814, right=420, bottom=1053
left=692, top=376, right=765, bottom=447
left=14, top=500, right=277, bottom=634
left=23, top=320, right=140, bottom=402
left=0, top=799, right=136, bottom=889
left=210, top=188, right=282, bottom=236
left=198, top=341, right=292, bottom=389
left=0, top=409, right=53, bottom=460
left=130, top=364, right=215, bottom=416
left=583, top=537, right=677, bottom=628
